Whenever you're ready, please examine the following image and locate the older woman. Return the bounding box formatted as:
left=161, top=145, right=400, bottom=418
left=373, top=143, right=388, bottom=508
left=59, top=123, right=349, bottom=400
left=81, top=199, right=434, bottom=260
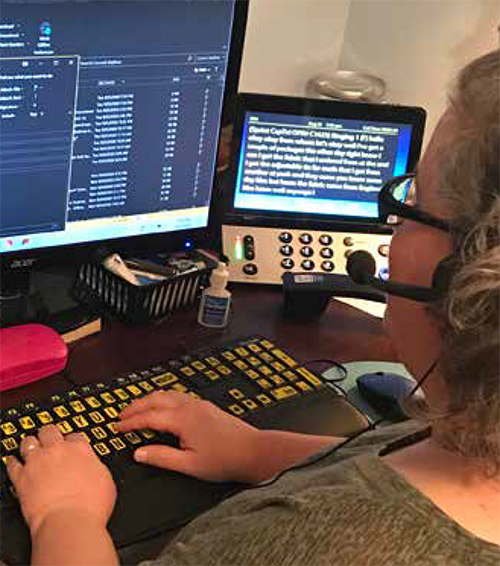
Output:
left=6, top=49, right=499, bottom=566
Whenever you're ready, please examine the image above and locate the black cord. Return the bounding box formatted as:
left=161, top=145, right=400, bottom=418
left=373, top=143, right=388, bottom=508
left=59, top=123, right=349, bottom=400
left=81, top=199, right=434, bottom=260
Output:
left=302, top=359, right=348, bottom=383
left=244, top=357, right=439, bottom=491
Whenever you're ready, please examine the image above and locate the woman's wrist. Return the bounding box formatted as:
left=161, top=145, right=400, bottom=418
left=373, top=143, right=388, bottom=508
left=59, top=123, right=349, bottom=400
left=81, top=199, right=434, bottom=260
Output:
left=30, top=506, right=108, bottom=540
left=244, top=428, right=341, bottom=484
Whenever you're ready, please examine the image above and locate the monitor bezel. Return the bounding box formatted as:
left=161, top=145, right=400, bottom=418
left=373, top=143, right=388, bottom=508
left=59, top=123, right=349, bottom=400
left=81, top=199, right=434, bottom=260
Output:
left=222, top=93, right=426, bottom=235
left=0, top=0, right=249, bottom=268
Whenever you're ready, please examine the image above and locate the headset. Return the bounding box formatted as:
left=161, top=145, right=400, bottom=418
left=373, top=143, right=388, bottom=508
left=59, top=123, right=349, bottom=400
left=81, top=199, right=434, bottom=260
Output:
left=346, top=249, right=457, bottom=303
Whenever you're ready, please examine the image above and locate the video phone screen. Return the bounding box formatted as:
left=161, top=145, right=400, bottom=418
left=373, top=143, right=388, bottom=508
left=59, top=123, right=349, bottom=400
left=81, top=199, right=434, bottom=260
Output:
left=233, top=111, right=413, bottom=221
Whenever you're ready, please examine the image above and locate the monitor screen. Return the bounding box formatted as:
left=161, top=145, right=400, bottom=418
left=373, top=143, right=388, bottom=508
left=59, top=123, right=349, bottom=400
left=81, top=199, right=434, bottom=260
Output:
left=0, top=0, right=240, bottom=255
left=224, top=95, right=425, bottom=231
left=234, top=111, right=412, bottom=219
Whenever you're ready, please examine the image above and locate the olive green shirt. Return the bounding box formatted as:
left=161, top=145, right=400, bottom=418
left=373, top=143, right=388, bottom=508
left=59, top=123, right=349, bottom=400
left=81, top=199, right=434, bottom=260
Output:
left=142, top=421, right=499, bottom=566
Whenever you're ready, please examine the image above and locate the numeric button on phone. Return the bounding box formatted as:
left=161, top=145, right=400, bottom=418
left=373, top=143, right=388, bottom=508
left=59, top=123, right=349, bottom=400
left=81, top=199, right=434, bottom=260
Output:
left=281, top=258, right=295, bottom=270
left=243, top=264, right=258, bottom=275
left=320, top=247, right=334, bottom=259
left=319, top=234, right=332, bottom=246
left=244, top=248, right=255, bottom=260
left=279, top=232, right=293, bottom=244
left=301, top=260, right=315, bottom=271
left=299, top=233, right=313, bottom=245
left=321, top=261, right=335, bottom=272
left=280, top=245, right=293, bottom=257
left=300, top=246, right=313, bottom=258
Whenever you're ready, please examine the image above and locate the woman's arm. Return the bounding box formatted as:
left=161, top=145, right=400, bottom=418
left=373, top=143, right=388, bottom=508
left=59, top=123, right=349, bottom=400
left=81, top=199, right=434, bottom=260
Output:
left=116, top=391, right=343, bottom=484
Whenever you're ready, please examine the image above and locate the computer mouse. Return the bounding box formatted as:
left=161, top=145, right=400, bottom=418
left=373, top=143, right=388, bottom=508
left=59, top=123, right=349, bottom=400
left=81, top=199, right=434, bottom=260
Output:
left=356, top=371, right=423, bottom=422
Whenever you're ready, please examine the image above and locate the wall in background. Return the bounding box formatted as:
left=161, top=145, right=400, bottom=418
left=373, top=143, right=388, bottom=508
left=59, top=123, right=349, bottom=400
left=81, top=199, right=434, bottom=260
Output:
left=239, top=0, right=498, bottom=144
left=238, top=0, right=350, bottom=95
left=340, top=0, right=499, bottom=143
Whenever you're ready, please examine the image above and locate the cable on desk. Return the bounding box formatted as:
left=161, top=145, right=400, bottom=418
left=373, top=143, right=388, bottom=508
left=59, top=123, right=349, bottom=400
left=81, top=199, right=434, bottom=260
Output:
left=300, top=358, right=349, bottom=397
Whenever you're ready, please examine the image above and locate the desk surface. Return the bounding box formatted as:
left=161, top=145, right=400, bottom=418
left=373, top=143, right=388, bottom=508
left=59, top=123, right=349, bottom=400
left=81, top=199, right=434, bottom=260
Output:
left=2, top=284, right=397, bottom=408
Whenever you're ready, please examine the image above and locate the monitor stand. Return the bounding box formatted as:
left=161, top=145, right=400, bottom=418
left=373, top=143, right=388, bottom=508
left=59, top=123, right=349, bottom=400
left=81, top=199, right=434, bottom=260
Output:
left=0, top=263, right=98, bottom=331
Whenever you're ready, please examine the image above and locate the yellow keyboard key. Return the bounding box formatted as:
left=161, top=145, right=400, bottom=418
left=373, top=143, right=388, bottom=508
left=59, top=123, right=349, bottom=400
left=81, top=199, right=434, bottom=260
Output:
left=247, top=343, right=262, bottom=353
left=261, top=340, right=274, bottom=349
left=181, top=366, right=196, bottom=377
left=85, top=396, right=101, bottom=408
left=73, top=415, right=89, bottom=428
left=222, top=351, right=236, bottom=361
left=242, top=399, right=258, bottom=410
left=245, top=369, right=260, bottom=380
left=256, top=394, right=272, bottom=405
left=100, top=392, right=116, bottom=404
left=57, top=421, right=73, bottom=434
left=36, top=411, right=53, bottom=425
left=1, top=422, right=17, bottom=436
left=259, top=352, right=274, bottom=363
left=94, top=442, right=110, bottom=457
left=91, top=427, right=107, bottom=440
left=152, top=373, right=178, bottom=387
left=69, top=400, right=86, bottom=413
left=19, top=416, right=35, bottom=430
left=205, top=357, right=219, bottom=367
left=172, top=383, right=188, bottom=393
left=257, top=378, right=272, bottom=390
left=110, top=438, right=126, bottom=451
left=271, top=386, right=298, bottom=401
left=296, top=381, right=313, bottom=392
left=233, top=360, right=248, bottom=371
left=104, top=407, right=119, bottom=419
left=217, top=365, right=231, bottom=376
left=125, top=432, right=142, bottom=445
left=235, top=347, right=249, bottom=357
left=126, top=385, right=142, bottom=397
left=54, top=406, right=70, bottom=418
left=89, top=411, right=105, bottom=424
left=296, top=368, right=322, bottom=387
left=228, top=404, right=245, bottom=416
left=271, top=361, right=286, bottom=372
left=247, top=356, right=261, bottom=367
left=205, top=370, right=219, bottom=381
left=271, top=349, right=297, bottom=367
left=283, top=370, right=298, bottom=382
left=138, top=381, right=154, bottom=393
left=259, top=365, right=273, bottom=376
left=118, top=402, right=129, bottom=411
left=106, top=423, right=119, bottom=435
left=140, top=429, right=156, bottom=440
left=113, top=388, right=130, bottom=401
left=192, top=360, right=207, bottom=371
left=270, top=375, right=286, bottom=386
left=229, top=388, right=245, bottom=400
left=2, top=438, right=18, bottom=451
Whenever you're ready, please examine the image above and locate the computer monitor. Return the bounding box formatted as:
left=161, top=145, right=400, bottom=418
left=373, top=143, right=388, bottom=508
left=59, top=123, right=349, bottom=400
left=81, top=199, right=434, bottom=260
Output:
left=0, top=0, right=248, bottom=296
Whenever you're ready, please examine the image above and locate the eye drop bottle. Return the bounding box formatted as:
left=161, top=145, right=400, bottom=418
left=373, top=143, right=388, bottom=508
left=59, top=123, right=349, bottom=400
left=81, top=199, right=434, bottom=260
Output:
left=198, top=262, right=231, bottom=328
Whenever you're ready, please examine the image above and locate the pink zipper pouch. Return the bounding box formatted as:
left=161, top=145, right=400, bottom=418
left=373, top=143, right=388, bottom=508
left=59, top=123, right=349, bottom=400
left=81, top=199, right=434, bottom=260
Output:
left=0, top=324, right=68, bottom=392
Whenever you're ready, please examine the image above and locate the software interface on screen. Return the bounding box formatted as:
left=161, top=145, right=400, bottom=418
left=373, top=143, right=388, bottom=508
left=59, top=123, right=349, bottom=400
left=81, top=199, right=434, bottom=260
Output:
left=234, top=111, right=413, bottom=219
left=0, top=0, right=236, bottom=253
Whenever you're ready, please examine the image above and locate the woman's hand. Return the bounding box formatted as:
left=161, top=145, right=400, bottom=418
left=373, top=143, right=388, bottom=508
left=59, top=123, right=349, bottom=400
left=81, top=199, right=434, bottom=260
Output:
left=6, top=425, right=117, bottom=538
left=116, top=391, right=263, bottom=483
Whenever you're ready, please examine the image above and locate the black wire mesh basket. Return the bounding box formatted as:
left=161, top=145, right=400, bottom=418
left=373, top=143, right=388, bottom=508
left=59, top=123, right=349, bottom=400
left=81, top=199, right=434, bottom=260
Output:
left=73, top=251, right=217, bottom=323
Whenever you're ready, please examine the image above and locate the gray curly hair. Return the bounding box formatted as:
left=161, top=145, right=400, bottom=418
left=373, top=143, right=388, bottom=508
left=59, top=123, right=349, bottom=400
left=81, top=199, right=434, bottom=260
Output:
left=406, top=50, right=500, bottom=475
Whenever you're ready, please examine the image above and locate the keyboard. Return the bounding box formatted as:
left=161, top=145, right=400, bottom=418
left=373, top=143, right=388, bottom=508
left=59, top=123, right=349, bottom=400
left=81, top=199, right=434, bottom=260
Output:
left=0, top=335, right=368, bottom=565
